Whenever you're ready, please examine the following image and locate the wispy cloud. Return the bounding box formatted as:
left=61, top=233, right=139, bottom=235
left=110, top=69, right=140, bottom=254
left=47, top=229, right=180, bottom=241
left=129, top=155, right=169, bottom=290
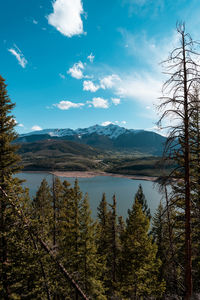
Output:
left=100, top=74, right=121, bottom=89
left=8, top=45, right=28, bottom=68
left=88, top=70, right=161, bottom=105
left=120, top=29, right=179, bottom=71
left=54, top=100, right=85, bottom=110
left=115, top=72, right=162, bottom=104
left=83, top=80, right=99, bottom=92
left=48, top=0, right=85, bottom=37
left=121, top=0, right=164, bottom=16
left=68, top=61, right=85, bottom=79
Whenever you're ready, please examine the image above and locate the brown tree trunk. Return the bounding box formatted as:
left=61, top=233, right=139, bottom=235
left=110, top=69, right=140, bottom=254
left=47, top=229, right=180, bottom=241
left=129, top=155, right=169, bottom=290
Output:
left=182, top=32, right=192, bottom=299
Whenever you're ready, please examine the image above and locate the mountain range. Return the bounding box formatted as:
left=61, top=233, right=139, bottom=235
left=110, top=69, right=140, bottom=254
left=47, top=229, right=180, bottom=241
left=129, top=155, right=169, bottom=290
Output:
left=18, top=124, right=166, bottom=155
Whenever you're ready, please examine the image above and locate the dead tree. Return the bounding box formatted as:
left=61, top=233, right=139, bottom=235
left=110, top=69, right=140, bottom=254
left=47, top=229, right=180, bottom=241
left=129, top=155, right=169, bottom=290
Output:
left=157, top=22, right=200, bottom=299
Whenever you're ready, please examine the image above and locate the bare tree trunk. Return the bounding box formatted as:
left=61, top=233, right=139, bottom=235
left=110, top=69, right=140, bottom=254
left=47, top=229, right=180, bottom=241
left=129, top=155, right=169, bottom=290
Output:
left=182, top=31, right=192, bottom=299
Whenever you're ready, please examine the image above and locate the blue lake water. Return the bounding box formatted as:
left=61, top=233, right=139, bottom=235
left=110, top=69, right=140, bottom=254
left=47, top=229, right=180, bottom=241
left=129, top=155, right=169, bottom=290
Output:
left=17, top=172, right=163, bottom=219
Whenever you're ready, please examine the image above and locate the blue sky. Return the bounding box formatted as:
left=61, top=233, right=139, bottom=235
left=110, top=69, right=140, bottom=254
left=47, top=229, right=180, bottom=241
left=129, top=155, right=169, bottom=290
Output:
left=1, top=0, right=200, bottom=134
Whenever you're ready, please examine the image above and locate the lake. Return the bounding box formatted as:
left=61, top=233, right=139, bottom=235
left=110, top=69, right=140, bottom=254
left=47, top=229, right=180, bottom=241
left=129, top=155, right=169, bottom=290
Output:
left=17, top=172, right=163, bottom=219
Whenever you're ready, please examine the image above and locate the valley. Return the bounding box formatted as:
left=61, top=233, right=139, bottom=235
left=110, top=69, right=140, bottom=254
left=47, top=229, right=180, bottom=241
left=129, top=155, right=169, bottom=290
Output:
left=16, top=124, right=172, bottom=177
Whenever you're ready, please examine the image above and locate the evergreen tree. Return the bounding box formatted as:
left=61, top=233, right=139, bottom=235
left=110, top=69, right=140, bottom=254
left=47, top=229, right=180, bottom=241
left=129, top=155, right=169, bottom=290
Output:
left=0, top=75, right=49, bottom=299
left=152, top=201, right=180, bottom=296
left=106, top=194, right=121, bottom=297
left=134, top=184, right=151, bottom=219
left=0, top=75, right=22, bottom=298
left=96, top=192, right=110, bottom=286
left=32, top=178, right=52, bottom=237
left=79, top=193, right=106, bottom=299
left=189, top=87, right=200, bottom=292
left=52, top=175, right=64, bottom=246
left=121, top=198, right=165, bottom=299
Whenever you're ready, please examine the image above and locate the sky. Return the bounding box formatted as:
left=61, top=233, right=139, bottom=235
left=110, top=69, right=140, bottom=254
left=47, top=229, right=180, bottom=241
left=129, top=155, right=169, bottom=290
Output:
left=1, top=0, right=200, bottom=134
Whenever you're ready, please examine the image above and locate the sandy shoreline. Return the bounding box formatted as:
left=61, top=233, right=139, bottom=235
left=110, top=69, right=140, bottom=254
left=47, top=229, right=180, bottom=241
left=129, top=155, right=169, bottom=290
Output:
left=48, top=171, right=157, bottom=182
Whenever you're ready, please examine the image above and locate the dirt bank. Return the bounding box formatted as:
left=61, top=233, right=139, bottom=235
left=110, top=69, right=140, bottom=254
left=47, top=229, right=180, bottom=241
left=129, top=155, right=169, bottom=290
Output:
left=50, top=171, right=157, bottom=182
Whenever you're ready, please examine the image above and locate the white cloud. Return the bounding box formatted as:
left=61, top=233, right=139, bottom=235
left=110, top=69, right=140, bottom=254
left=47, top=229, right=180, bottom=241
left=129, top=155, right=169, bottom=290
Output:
left=54, top=100, right=84, bottom=110
left=32, top=125, right=42, bottom=131
left=8, top=45, right=28, bottom=68
left=87, top=53, right=95, bottom=63
left=89, top=97, right=109, bottom=109
left=83, top=80, right=99, bottom=92
left=121, top=120, right=127, bottom=124
left=111, top=98, right=121, bottom=105
left=59, top=73, right=66, bottom=79
left=146, top=106, right=151, bottom=109
left=17, top=123, right=24, bottom=127
left=48, top=0, right=84, bottom=37
left=115, top=73, right=162, bottom=104
left=68, top=61, right=84, bottom=79
left=100, top=74, right=121, bottom=89
left=101, top=121, right=113, bottom=126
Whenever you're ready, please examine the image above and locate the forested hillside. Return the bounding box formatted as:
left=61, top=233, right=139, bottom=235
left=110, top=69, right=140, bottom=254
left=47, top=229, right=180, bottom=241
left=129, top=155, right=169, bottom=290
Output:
left=1, top=23, right=200, bottom=299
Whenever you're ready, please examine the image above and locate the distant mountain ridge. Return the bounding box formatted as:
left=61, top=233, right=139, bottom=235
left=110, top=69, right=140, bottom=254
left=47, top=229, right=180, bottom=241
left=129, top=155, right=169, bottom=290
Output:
left=20, top=124, right=144, bottom=140
left=18, top=124, right=166, bottom=155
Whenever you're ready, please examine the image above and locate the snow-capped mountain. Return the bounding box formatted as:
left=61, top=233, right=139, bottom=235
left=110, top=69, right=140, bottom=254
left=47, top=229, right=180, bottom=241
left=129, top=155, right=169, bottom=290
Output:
left=21, top=124, right=144, bottom=140
left=18, top=124, right=166, bottom=155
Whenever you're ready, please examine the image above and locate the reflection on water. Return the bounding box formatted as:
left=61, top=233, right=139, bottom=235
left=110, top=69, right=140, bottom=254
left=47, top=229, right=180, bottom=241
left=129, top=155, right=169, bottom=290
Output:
left=17, top=172, right=162, bottom=219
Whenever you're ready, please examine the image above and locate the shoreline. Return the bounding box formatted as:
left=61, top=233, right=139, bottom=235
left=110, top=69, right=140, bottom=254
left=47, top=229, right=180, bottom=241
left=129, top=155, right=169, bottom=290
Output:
left=48, top=171, right=158, bottom=182
left=21, top=170, right=157, bottom=181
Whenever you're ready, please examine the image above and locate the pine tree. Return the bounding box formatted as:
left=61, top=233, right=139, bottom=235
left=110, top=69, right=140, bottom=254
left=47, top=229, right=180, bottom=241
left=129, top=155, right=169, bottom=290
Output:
left=0, top=75, right=22, bottom=298
left=152, top=201, right=180, bottom=296
left=0, top=75, right=49, bottom=299
left=96, top=193, right=110, bottom=284
left=79, top=193, right=106, bottom=299
left=106, top=194, right=121, bottom=297
left=52, top=175, right=64, bottom=246
left=32, top=178, right=52, bottom=237
left=189, top=87, right=200, bottom=292
left=120, top=198, right=165, bottom=299
left=134, top=184, right=151, bottom=219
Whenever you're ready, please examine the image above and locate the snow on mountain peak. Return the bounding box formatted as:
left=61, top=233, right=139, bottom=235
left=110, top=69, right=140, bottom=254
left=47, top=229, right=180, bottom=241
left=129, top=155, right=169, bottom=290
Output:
left=21, top=124, right=143, bottom=139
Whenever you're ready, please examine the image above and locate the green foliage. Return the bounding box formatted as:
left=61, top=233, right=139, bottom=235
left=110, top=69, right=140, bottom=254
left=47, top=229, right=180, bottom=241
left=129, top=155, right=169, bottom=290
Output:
left=0, top=74, right=186, bottom=298
left=79, top=193, right=106, bottom=299
left=0, top=76, right=31, bottom=298
left=121, top=198, right=165, bottom=299
left=32, top=178, right=52, bottom=237
left=134, top=184, right=151, bottom=219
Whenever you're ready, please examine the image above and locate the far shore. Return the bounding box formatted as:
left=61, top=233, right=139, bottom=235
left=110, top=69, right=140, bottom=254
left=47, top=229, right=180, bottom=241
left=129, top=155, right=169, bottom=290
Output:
left=45, top=171, right=158, bottom=182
